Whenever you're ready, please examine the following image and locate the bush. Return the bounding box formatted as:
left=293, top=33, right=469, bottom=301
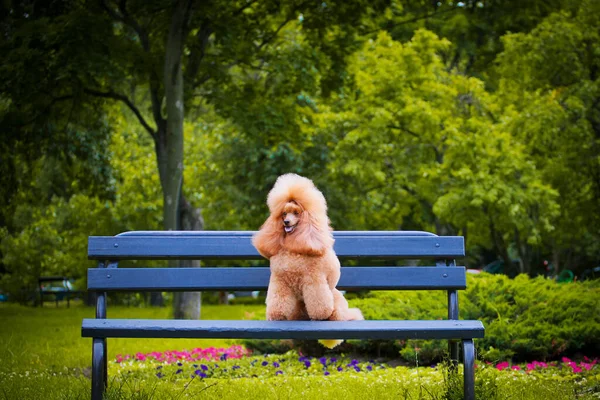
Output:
left=243, top=273, right=600, bottom=364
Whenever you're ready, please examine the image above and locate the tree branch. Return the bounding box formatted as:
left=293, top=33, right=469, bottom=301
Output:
left=101, top=0, right=150, bottom=51
left=388, top=124, right=419, bottom=137
left=232, top=0, right=259, bottom=17
left=185, top=23, right=212, bottom=86
left=256, top=18, right=292, bottom=52
left=101, top=0, right=165, bottom=134
left=363, top=6, right=460, bottom=36
left=83, top=88, right=157, bottom=139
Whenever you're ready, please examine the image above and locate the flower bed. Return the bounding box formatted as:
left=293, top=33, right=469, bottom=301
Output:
left=112, top=346, right=599, bottom=383
left=115, top=345, right=250, bottom=364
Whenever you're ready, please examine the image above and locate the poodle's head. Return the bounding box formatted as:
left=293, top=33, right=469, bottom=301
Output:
left=281, top=200, right=302, bottom=235
left=252, top=174, right=334, bottom=258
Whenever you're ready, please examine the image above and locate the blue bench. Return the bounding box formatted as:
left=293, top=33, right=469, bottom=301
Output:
left=83, top=231, right=484, bottom=399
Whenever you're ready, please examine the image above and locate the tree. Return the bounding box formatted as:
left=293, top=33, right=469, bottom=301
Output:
left=369, top=0, right=573, bottom=77
left=1, top=0, right=389, bottom=316
left=493, top=0, right=600, bottom=273
left=314, top=30, right=558, bottom=271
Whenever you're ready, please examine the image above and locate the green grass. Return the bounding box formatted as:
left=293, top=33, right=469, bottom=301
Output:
left=0, top=302, right=598, bottom=400
left=0, top=302, right=263, bottom=374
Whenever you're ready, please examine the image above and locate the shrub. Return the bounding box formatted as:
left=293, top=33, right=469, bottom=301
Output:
left=243, top=273, right=600, bottom=364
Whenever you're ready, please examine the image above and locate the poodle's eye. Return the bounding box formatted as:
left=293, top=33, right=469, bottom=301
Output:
left=283, top=212, right=287, bottom=216
left=294, top=211, right=299, bottom=216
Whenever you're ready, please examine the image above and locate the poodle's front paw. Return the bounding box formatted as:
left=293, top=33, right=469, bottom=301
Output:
left=307, top=305, right=334, bottom=321
left=266, top=309, right=287, bottom=321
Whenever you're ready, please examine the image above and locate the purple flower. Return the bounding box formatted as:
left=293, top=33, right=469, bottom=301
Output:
left=275, top=370, right=283, bottom=375
left=156, top=372, right=164, bottom=378
left=319, top=357, right=327, bottom=366
left=337, top=366, right=343, bottom=372
left=330, top=358, right=337, bottom=364
left=194, top=370, right=207, bottom=378
left=220, top=354, right=228, bottom=361
left=304, top=360, right=311, bottom=368
left=177, top=362, right=183, bottom=366
left=176, top=369, right=183, bottom=374
left=299, top=356, right=308, bottom=362
left=354, top=366, right=361, bottom=372
left=201, top=364, right=208, bottom=371
left=273, top=362, right=280, bottom=368
left=156, top=366, right=163, bottom=370
left=193, top=364, right=198, bottom=368
left=366, top=365, right=372, bottom=371
left=232, top=366, right=241, bottom=370
left=261, top=361, right=269, bottom=367
left=324, top=371, right=330, bottom=376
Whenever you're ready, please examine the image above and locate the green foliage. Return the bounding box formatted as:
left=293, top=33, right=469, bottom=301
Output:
left=492, top=0, right=600, bottom=271
left=242, top=274, right=600, bottom=364
left=350, top=273, right=600, bottom=363
left=2, top=0, right=600, bottom=306
left=0, top=119, right=162, bottom=300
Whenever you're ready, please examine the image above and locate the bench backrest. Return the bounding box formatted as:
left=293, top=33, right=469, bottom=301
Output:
left=88, top=231, right=465, bottom=321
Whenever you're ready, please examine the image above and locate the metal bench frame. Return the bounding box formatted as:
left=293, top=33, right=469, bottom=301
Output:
left=84, top=231, right=483, bottom=399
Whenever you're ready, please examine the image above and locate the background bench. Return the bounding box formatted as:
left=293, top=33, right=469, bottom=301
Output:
left=83, top=231, right=484, bottom=400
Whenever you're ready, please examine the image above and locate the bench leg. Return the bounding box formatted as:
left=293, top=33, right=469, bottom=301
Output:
left=92, top=338, right=106, bottom=400
left=463, top=339, right=475, bottom=400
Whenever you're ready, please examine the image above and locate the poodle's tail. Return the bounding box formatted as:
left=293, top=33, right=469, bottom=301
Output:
left=319, top=339, right=344, bottom=349
left=318, top=303, right=364, bottom=349
left=347, top=308, right=364, bottom=321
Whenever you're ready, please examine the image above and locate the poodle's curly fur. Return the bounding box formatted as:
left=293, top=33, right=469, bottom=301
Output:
left=252, top=174, right=363, bottom=335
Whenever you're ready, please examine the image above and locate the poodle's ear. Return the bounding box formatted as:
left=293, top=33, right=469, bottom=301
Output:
left=252, top=214, right=283, bottom=259
left=285, top=211, right=334, bottom=257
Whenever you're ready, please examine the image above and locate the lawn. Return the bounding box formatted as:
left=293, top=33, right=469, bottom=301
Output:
left=0, top=302, right=598, bottom=400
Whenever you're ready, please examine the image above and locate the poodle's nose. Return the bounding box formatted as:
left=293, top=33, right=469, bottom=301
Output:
left=283, top=220, right=290, bottom=226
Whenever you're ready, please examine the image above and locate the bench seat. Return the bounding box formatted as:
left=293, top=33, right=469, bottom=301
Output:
left=82, top=319, right=485, bottom=340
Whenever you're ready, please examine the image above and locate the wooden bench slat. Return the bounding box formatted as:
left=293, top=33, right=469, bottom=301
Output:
left=88, top=232, right=465, bottom=260
left=87, top=267, right=467, bottom=291
left=115, top=231, right=438, bottom=237
left=82, top=319, right=485, bottom=340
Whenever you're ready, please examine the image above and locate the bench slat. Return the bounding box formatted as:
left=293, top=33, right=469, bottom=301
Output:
left=88, top=232, right=464, bottom=260
left=116, top=231, right=438, bottom=237
left=81, top=319, right=485, bottom=340
left=87, top=267, right=467, bottom=291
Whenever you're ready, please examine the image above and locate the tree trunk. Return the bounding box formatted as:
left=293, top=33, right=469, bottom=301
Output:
left=488, top=215, right=512, bottom=272
left=552, top=247, right=561, bottom=276
left=162, top=0, right=191, bottom=232
left=514, top=229, right=530, bottom=275
left=173, top=194, right=204, bottom=319
left=161, top=0, right=201, bottom=319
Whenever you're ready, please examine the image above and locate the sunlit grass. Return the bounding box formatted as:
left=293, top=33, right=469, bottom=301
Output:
left=0, top=302, right=263, bottom=375
left=0, top=303, right=598, bottom=400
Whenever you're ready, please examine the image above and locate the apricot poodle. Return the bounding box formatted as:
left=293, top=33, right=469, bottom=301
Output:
left=252, top=174, right=363, bottom=346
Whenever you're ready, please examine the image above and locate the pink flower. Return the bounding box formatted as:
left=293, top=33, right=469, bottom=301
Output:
left=511, top=365, right=521, bottom=371
left=526, top=363, right=535, bottom=371
left=116, top=345, right=251, bottom=364
left=496, top=361, right=509, bottom=371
